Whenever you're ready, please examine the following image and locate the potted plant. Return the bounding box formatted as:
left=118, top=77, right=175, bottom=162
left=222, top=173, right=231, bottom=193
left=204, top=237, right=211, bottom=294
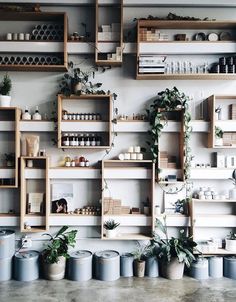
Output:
left=229, top=169, right=236, bottom=200
left=132, top=242, right=151, bottom=277
left=225, top=231, right=236, bottom=252
left=4, top=153, right=15, bottom=167
left=0, top=74, right=12, bottom=107
left=153, top=216, right=197, bottom=280
left=215, top=126, right=223, bottom=146
left=41, top=226, right=77, bottom=280
left=104, top=219, right=120, bottom=238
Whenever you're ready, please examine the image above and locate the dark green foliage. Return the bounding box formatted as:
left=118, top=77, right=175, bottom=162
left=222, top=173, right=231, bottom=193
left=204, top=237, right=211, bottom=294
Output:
left=103, top=219, right=120, bottom=230
left=42, top=226, right=77, bottom=264
left=227, top=231, right=236, bottom=240
left=0, top=74, right=12, bottom=95
left=215, top=126, right=223, bottom=138
left=153, top=217, right=197, bottom=267
left=132, top=241, right=154, bottom=261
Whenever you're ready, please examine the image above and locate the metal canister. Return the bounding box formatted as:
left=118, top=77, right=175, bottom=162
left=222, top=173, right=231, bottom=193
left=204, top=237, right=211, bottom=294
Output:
left=189, top=258, right=209, bottom=280
left=120, top=253, right=134, bottom=277
left=0, top=229, right=15, bottom=258
left=0, top=257, right=12, bottom=281
left=224, top=256, right=236, bottom=279
left=14, top=250, right=39, bottom=281
left=68, top=250, right=92, bottom=281
left=145, top=256, right=159, bottom=278
left=94, top=250, right=120, bottom=281
left=209, top=257, right=223, bottom=278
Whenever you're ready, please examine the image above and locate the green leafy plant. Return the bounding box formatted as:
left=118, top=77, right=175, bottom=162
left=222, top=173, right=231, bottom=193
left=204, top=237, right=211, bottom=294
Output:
left=174, top=198, right=190, bottom=215
left=42, top=226, right=77, bottom=264
left=104, top=219, right=120, bottom=230
left=132, top=241, right=153, bottom=261
left=227, top=231, right=236, bottom=240
left=146, top=87, right=192, bottom=182
left=153, top=217, right=197, bottom=267
left=0, top=74, right=12, bottom=95
left=215, top=126, right=223, bottom=138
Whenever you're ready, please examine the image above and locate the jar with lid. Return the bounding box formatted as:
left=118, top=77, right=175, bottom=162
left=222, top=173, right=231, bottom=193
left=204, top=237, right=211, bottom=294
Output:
left=198, top=188, right=205, bottom=200
left=96, top=113, right=101, bottom=120
left=68, top=113, right=72, bottom=120
left=69, top=133, right=75, bottom=146
left=74, top=134, right=79, bottom=146
left=72, top=113, right=76, bottom=120
left=79, top=156, right=86, bottom=167
left=91, top=134, right=96, bottom=146
left=92, top=113, right=96, bottom=120
left=62, top=133, right=69, bottom=146
left=84, top=113, right=89, bottom=120
left=65, top=155, right=71, bottom=167
left=85, top=160, right=90, bottom=167
left=80, top=113, right=85, bottom=120
left=89, top=114, right=93, bottom=120
left=85, top=134, right=90, bottom=146
left=74, top=156, right=80, bottom=167
left=76, top=113, right=81, bottom=120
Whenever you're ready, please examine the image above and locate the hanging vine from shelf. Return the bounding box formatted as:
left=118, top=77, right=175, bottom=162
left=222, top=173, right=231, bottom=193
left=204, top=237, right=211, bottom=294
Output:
left=146, top=87, right=192, bottom=190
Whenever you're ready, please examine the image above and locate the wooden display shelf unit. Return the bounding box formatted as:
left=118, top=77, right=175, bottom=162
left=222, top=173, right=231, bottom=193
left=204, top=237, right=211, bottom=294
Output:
left=136, top=19, right=236, bottom=80
left=101, top=160, right=155, bottom=240
left=0, top=107, right=20, bottom=188
left=0, top=11, right=68, bottom=72
left=95, top=0, right=123, bottom=65
left=20, top=156, right=49, bottom=233
left=207, top=95, right=236, bottom=148
left=57, top=94, right=112, bottom=149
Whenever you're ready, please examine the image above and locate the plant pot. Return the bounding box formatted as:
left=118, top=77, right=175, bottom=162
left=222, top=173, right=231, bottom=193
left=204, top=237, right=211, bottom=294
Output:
left=160, top=258, right=185, bottom=280
left=145, top=256, right=159, bottom=278
left=225, top=239, right=236, bottom=252
left=229, top=187, right=236, bottom=200
left=133, top=259, right=145, bottom=277
left=215, top=137, right=223, bottom=146
left=43, top=256, right=66, bottom=280
left=0, top=95, right=11, bottom=107
left=105, top=229, right=117, bottom=238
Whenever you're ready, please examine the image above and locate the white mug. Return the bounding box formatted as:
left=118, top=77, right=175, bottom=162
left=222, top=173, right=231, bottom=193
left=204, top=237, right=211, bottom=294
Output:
left=6, top=33, right=12, bottom=40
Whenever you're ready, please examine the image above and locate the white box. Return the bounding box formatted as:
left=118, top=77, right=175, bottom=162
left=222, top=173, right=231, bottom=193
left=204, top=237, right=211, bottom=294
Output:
left=102, top=25, right=111, bottom=32
left=98, top=32, right=104, bottom=40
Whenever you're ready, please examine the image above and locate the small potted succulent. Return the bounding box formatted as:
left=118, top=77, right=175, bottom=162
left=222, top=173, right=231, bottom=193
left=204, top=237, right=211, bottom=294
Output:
left=104, top=219, right=120, bottom=238
left=41, top=226, right=77, bottom=280
left=215, top=126, right=223, bottom=146
left=225, top=231, right=236, bottom=252
left=0, top=74, right=12, bottom=107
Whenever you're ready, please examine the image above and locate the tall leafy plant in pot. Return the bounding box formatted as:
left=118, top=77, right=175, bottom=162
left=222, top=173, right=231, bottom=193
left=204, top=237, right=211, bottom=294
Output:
left=42, top=226, right=77, bottom=280
left=132, top=241, right=153, bottom=277
left=153, top=217, right=197, bottom=279
left=0, top=74, right=12, bottom=107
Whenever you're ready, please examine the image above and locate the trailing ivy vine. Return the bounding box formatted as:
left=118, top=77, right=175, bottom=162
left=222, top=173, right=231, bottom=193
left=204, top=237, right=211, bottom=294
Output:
left=147, top=87, right=192, bottom=187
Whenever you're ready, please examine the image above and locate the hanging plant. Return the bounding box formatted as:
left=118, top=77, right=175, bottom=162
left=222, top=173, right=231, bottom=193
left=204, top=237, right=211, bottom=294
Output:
left=146, top=87, right=192, bottom=184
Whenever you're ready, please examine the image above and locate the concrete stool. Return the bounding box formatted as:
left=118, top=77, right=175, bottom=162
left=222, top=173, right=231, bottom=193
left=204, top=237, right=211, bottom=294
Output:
left=224, top=256, right=236, bottom=279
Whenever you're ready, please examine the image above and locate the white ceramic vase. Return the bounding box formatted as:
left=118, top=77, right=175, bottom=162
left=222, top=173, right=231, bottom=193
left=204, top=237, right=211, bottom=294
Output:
left=225, top=239, right=236, bottom=252
left=215, top=137, right=223, bottom=146
left=105, top=229, right=117, bottom=238
left=0, top=95, right=11, bottom=107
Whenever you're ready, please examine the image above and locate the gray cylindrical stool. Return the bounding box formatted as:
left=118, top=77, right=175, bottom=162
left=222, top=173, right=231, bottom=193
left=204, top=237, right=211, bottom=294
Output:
left=68, top=250, right=92, bottom=281
left=145, top=256, right=159, bottom=278
left=120, top=253, right=134, bottom=277
left=209, top=257, right=223, bottom=278
left=224, top=256, right=236, bottom=279
left=189, top=258, right=209, bottom=280
left=14, top=251, right=39, bottom=281
left=0, top=229, right=15, bottom=258
left=0, top=257, right=12, bottom=281
left=94, top=250, right=120, bottom=281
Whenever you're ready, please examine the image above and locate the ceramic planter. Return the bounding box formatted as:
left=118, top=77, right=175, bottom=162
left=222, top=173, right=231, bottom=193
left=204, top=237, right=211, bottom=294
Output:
left=43, top=256, right=66, bottom=280
left=161, top=258, right=185, bottom=280
left=133, top=259, right=145, bottom=277
left=0, top=95, right=11, bottom=107
left=225, top=239, right=236, bottom=252
left=105, top=229, right=117, bottom=238
left=215, top=137, right=223, bottom=146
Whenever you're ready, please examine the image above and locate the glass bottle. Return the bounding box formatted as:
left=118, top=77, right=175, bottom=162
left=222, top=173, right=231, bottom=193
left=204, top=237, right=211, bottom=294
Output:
left=22, top=106, right=31, bottom=120
left=32, top=106, right=42, bottom=120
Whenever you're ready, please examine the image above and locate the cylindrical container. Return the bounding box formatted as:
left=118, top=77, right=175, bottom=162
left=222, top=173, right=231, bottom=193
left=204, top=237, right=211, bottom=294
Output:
left=0, top=229, right=15, bottom=259
left=3, top=57, right=10, bottom=64
left=21, top=56, right=28, bottom=65
left=14, top=251, right=39, bottom=281
left=120, top=253, right=134, bottom=277
left=19, top=33, right=24, bottom=40
left=0, top=257, right=12, bottom=281
left=189, top=258, right=209, bottom=280
left=13, top=33, right=18, bottom=40
left=130, top=153, right=137, bottom=160
left=145, top=256, right=159, bottom=278
left=124, top=153, right=131, bottom=160
left=6, top=33, right=12, bottom=40
left=209, top=256, right=223, bottom=278
left=94, top=250, right=120, bottom=281
left=224, top=256, right=236, bottom=279
left=68, top=250, right=92, bottom=281
left=118, top=153, right=125, bottom=160
left=25, top=33, right=30, bottom=40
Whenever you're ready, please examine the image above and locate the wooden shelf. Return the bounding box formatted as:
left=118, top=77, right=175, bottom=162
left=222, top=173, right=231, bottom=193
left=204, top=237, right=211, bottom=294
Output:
left=195, top=248, right=236, bottom=255
left=102, top=233, right=152, bottom=240
left=192, top=198, right=236, bottom=203
left=136, top=73, right=236, bottom=80
left=0, top=64, right=67, bottom=72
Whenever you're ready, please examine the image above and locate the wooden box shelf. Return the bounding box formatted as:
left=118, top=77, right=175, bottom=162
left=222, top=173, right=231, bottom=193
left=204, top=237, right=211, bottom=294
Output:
left=136, top=19, right=236, bottom=80
left=101, top=160, right=155, bottom=240
left=57, top=94, right=112, bottom=149
left=95, top=0, right=123, bottom=65
left=0, top=107, right=20, bottom=188
left=0, top=11, right=68, bottom=72
left=20, top=156, right=49, bottom=233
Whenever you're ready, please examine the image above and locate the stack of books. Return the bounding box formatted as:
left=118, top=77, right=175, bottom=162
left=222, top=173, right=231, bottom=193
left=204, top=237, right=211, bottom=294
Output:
left=138, top=55, right=166, bottom=74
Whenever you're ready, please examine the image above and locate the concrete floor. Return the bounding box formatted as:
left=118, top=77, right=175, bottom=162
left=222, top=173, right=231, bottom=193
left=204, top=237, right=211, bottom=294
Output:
left=0, top=277, right=236, bottom=302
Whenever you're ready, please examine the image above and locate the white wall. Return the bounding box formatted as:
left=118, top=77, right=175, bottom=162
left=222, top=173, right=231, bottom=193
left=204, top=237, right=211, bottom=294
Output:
left=1, top=3, right=236, bottom=253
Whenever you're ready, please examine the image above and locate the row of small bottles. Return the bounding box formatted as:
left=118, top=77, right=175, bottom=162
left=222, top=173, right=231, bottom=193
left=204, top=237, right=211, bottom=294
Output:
left=62, top=111, right=101, bottom=121
left=22, top=106, right=42, bottom=120
left=62, top=133, right=102, bottom=147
